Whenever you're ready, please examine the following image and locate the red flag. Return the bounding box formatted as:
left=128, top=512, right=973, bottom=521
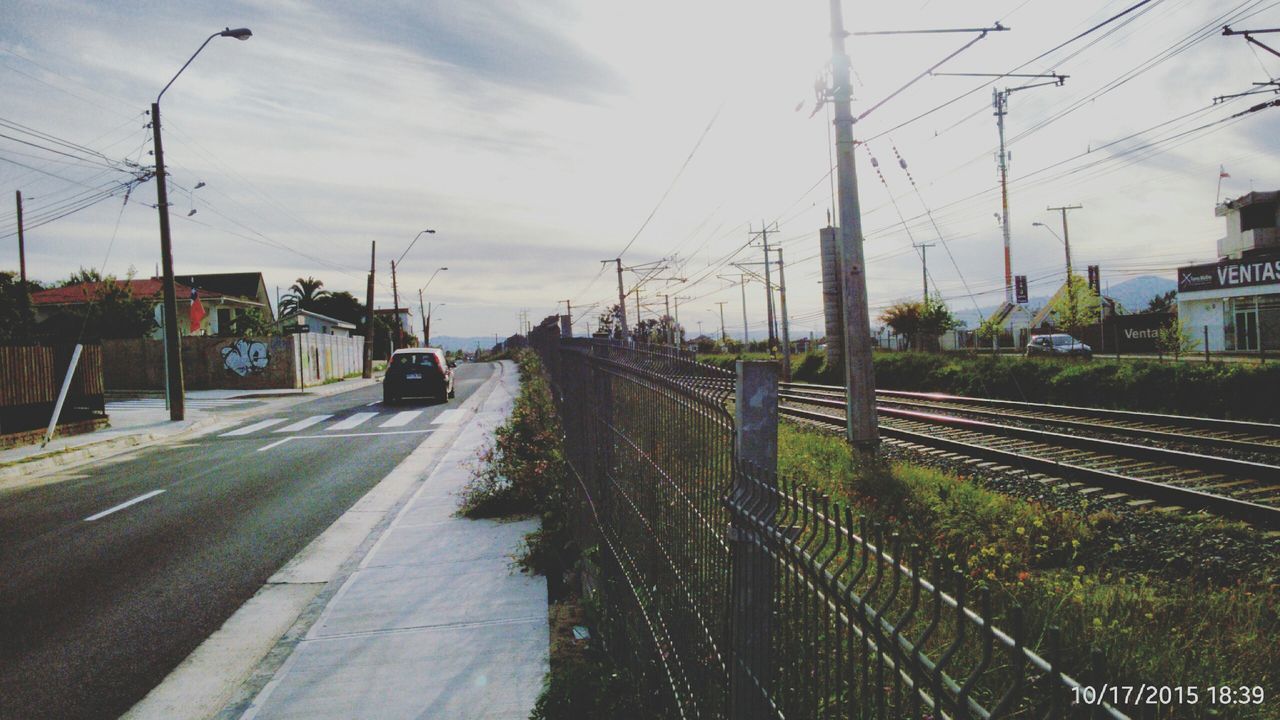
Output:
left=1219, top=165, right=1230, bottom=179
left=189, top=287, right=206, bottom=332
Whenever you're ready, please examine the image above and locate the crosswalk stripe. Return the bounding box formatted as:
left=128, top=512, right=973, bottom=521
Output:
left=379, top=410, right=421, bottom=428
left=275, top=415, right=333, bottom=433
left=221, top=418, right=287, bottom=436
left=327, top=412, right=378, bottom=431
left=431, top=409, right=467, bottom=425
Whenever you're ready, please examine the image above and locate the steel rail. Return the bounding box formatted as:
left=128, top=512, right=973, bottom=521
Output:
left=779, top=389, right=1280, bottom=456
left=781, top=382, right=1280, bottom=439
left=780, top=403, right=1280, bottom=530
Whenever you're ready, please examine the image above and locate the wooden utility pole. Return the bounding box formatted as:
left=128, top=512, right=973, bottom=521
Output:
left=363, top=241, right=375, bottom=377
left=829, top=0, right=878, bottom=451
left=390, top=259, right=401, bottom=350
left=1048, top=204, right=1083, bottom=323
left=715, top=301, right=728, bottom=341
left=15, top=191, right=26, bottom=284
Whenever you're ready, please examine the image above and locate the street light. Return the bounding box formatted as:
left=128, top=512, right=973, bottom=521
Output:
left=153, top=26, right=252, bottom=421
left=390, top=230, right=435, bottom=349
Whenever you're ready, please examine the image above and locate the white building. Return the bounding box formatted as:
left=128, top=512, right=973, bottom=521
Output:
left=1177, top=191, right=1280, bottom=353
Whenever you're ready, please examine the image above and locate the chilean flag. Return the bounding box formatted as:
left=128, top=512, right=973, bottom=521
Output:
left=189, top=287, right=206, bottom=333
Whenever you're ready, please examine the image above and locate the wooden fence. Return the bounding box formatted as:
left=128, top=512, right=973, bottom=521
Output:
left=0, top=345, right=106, bottom=436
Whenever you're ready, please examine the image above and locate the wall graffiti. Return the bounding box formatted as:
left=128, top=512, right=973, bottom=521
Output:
left=221, top=339, right=269, bottom=376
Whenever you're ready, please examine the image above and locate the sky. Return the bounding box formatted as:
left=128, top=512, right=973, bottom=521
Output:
left=2, top=0, right=1278, bottom=341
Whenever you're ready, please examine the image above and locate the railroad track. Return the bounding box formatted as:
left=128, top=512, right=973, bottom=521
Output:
left=775, top=384, right=1280, bottom=530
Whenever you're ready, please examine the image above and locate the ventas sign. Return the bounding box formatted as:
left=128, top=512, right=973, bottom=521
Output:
left=1178, top=252, right=1280, bottom=292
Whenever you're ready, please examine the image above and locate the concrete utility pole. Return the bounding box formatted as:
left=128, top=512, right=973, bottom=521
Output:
left=15, top=191, right=26, bottom=284
left=739, top=274, right=750, bottom=343
left=663, top=293, right=673, bottom=344
left=151, top=101, right=185, bottom=421
left=828, top=0, right=878, bottom=451
left=773, top=247, right=792, bottom=381
left=1048, top=204, right=1083, bottom=321
left=715, top=301, right=728, bottom=341
left=560, top=299, right=573, bottom=338
left=913, top=242, right=935, bottom=305
left=751, top=222, right=779, bottom=351
left=363, top=241, right=375, bottom=378
left=602, top=259, right=628, bottom=338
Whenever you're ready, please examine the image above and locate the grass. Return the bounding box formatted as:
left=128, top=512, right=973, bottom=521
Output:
left=778, top=420, right=1279, bottom=718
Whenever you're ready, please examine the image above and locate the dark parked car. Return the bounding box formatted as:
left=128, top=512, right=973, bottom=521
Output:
left=384, top=348, right=455, bottom=404
left=1026, top=333, right=1092, bottom=359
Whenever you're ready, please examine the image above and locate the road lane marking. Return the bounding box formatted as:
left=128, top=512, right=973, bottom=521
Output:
left=380, top=410, right=421, bottom=428
left=366, top=400, right=380, bottom=407
left=221, top=419, right=287, bottom=436
left=291, top=429, right=433, bottom=439
left=258, top=437, right=293, bottom=452
left=85, top=490, right=165, bottom=521
left=327, top=412, right=378, bottom=431
left=274, top=415, right=333, bottom=433
left=431, top=409, right=467, bottom=425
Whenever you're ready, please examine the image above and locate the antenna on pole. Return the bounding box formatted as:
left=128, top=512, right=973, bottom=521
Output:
left=932, top=72, right=1068, bottom=305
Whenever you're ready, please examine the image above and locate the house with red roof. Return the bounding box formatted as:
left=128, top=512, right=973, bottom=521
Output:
left=30, top=277, right=269, bottom=338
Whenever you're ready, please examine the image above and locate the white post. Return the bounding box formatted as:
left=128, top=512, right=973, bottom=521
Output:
left=42, top=344, right=84, bottom=447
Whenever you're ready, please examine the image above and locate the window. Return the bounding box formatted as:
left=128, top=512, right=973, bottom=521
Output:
left=217, top=308, right=232, bottom=336
left=1240, top=201, right=1277, bottom=232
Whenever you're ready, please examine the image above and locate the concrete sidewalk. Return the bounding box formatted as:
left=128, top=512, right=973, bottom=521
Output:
left=0, top=375, right=381, bottom=485
left=224, top=361, right=546, bottom=719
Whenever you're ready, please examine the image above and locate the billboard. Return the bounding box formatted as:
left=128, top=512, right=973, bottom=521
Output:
left=1178, top=252, right=1280, bottom=292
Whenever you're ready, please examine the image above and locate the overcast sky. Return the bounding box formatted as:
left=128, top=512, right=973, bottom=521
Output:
left=2, top=0, right=1278, bottom=339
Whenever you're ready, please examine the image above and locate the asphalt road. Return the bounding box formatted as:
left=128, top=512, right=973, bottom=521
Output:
left=0, top=362, right=496, bottom=720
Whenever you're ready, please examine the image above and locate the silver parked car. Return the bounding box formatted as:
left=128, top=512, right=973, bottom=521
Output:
left=1026, top=333, right=1092, bottom=359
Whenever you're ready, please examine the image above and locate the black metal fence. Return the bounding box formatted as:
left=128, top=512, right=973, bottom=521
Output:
left=531, top=332, right=1125, bottom=719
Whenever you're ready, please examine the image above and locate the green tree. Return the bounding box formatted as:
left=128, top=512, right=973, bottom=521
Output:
left=1156, top=316, right=1200, bottom=359
left=310, top=291, right=366, bottom=326
left=279, top=276, right=331, bottom=315
left=0, top=271, right=36, bottom=343
left=1047, top=275, right=1102, bottom=335
left=879, top=298, right=957, bottom=351
left=227, top=308, right=275, bottom=337
left=62, top=266, right=103, bottom=287
left=1146, top=289, right=1177, bottom=314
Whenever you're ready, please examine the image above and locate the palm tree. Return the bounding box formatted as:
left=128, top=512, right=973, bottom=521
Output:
left=280, top=276, right=331, bottom=315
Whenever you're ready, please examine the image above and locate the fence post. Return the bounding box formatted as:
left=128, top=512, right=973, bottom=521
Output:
left=730, top=360, right=778, bottom=718
left=1204, top=325, right=1210, bottom=363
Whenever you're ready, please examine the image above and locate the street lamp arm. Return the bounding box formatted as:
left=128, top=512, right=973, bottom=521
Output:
left=396, top=229, right=436, bottom=266
left=157, top=28, right=252, bottom=104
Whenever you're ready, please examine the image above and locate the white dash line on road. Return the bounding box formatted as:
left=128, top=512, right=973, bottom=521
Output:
left=366, top=400, right=381, bottom=406
left=380, top=410, right=421, bottom=428
left=85, top=489, right=165, bottom=522
left=258, top=437, right=293, bottom=452
left=327, top=412, right=378, bottom=431
left=274, top=415, right=333, bottom=433
left=221, top=418, right=287, bottom=436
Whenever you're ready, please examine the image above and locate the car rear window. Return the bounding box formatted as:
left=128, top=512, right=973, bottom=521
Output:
left=394, top=354, right=439, bottom=368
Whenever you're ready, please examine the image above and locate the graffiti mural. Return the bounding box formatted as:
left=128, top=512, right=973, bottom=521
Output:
left=221, top=339, right=269, bottom=376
